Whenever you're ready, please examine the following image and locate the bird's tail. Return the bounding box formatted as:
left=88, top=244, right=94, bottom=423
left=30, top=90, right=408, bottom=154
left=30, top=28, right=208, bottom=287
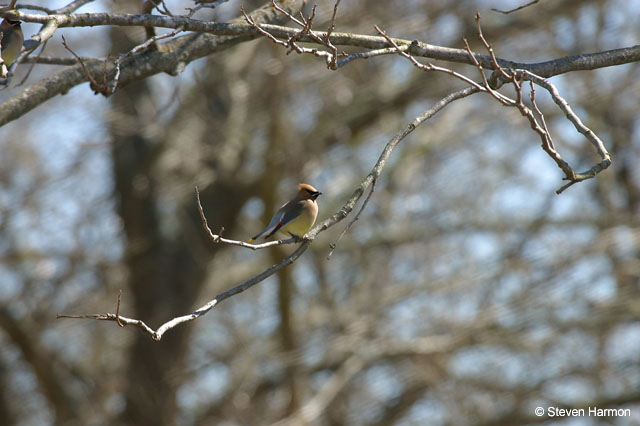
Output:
left=248, top=231, right=264, bottom=243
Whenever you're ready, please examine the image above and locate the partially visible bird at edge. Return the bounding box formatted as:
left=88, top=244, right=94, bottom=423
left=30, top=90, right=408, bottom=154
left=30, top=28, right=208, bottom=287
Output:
left=0, top=19, right=23, bottom=68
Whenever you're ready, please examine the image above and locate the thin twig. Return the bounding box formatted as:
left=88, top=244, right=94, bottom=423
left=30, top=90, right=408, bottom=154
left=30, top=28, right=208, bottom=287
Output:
left=188, top=0, right=231, bottom=15
left=325, top=0, right=341, bottom=39
left=17, top=41, right=46, bottom=86
left=115, top=289, right=123, bottom=327
left=521, top=70, right=611, bottom=193
left=157, top=1, right=174, bottom=17
left=55, top=0, right=95, bottom=15
left=375, top=26, right=487, bottom=92
left=195, top=186, right=300, bottom=249
left=461, top=14, right=611, bottom=193
left=112, top=26, right=184, bottom=92
left=12, top=3, right=56, bottom=13
left=245, top=0, right=342, bottom=69
left=61, top=35, right=112, bottom=95
left=474, top=13, right=510, bottom=81
left=327, top=177, right=376, bottom=260
left=271, top=0, right=306, bottom=27
left=491, top=0, right=539, bottom=15
left=323, top=0, right=341, bottom=68
left=56, top=312, right=158, bottom=337
left=243, top=5, right=335, bottom=66
left=336, top=46, right=406, bottom=67
left=477, top=40, right=577, bottom=186
left=529, top=80, right=555, bottom=151
left=461, top=38, right=513, bottom=105
left=529, top=83, right=548, bottom=135
left=0, top=0, right=18, bottom=12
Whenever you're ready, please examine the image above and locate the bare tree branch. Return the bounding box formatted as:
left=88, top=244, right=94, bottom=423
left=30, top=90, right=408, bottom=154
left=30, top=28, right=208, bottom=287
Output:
left=0, top=5, right=637, bottom=124
left=61, top=35, right=111, bottom=95
left=327, top=177, right=376, bottom=260
left=471, top=14, right=611, bottom=191
left=56, top=86, right=476, bottom=340
left=377, top=13, right=610, bottom=193
left=3, top=10, right=638, bottom=76
left=491, top=0, right=540, bottom=15
left=521, top=70, right=612, bottom=192
left=0, top=1, right=301, bottom=125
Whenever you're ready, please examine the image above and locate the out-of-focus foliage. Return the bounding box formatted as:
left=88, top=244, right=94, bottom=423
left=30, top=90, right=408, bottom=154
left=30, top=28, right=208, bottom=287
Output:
left=0, top=0, right=638, bottom=425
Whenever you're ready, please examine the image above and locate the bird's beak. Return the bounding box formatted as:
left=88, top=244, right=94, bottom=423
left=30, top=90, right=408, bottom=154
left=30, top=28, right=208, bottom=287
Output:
left=311, top=191, right=322, bottom=200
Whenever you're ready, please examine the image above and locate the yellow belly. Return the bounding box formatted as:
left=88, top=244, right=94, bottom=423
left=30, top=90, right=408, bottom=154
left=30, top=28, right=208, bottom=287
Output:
left=280, top=214, right=315, bottom=238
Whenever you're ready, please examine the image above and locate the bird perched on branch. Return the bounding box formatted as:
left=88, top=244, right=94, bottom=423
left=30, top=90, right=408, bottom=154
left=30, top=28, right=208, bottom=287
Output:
left=249, top=183, right=322, bottom=242
left=0, top=19, right=23, bottom=69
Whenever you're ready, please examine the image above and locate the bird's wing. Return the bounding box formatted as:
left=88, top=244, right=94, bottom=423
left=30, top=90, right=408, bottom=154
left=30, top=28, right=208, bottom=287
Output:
left=257, top=200, right=304, bottom=240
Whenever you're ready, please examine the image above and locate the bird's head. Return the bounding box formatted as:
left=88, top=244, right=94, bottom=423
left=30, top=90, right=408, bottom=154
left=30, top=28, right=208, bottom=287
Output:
left=297, top=183, right=322, bottom=200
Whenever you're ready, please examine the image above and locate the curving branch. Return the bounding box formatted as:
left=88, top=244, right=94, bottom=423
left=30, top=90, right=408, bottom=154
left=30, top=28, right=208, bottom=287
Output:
left=0, top=4, right=638, bottom=125
left=56, top=85, right=477, bottom=340
left=0, top=1, right=302, bottom=125
left=327, top=177, right=376, bottom=260
left=522, top=71, right=612, bottom=193
left=5, top=10, right=639, bottom=80
left=374, top=13, right=611, bottom=193
left=5, top=0, right=621, bottom=337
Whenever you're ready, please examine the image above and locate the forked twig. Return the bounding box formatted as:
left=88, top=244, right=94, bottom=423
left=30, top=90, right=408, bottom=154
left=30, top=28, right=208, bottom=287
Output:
left=112, top=26, right=185, bottom=92
left=376, top=26, right=486, bottom=93
left=243, top=0, right=345, bottom=69
left=195, top=186, right=300, bottom=249
left=61, top=35, right=113, bottom=96
left=377, top=13, right=610, bottom=193
left=327, top=177, right=376, bottom=260
left=115, top=290, right=123, bottom=327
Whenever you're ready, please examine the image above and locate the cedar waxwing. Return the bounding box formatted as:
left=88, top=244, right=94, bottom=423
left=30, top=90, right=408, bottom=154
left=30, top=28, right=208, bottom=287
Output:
left=249, top=183, right=322, bottom=242
left=0, top=19, right=23, bottom=68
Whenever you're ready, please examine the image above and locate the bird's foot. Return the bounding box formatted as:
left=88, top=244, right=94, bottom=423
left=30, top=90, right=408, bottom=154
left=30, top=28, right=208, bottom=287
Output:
left=288, top=233, right=303, bottom=243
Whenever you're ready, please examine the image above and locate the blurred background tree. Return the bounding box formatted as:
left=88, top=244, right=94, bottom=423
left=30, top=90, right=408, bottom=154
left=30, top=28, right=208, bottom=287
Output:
left=0, top=0, right=638, bottom=425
